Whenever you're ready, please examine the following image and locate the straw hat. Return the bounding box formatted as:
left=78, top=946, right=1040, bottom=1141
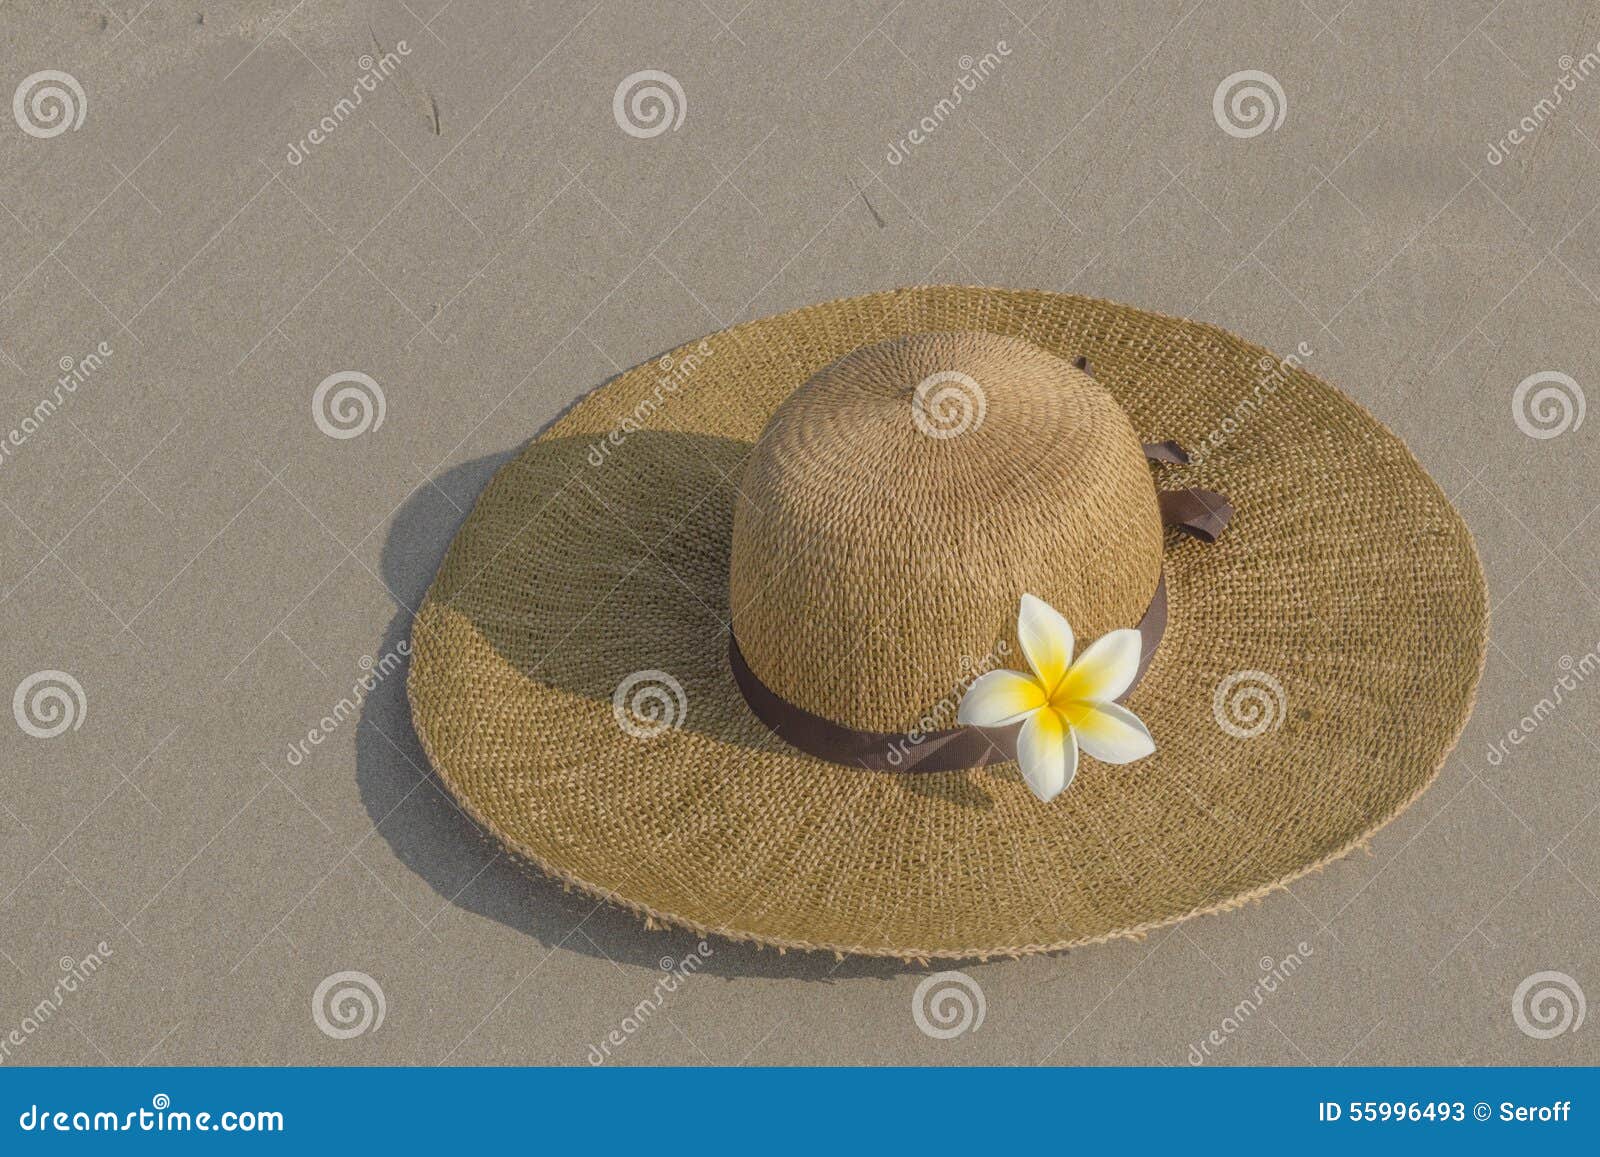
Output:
left=406, top=285, right=1486, bottom=960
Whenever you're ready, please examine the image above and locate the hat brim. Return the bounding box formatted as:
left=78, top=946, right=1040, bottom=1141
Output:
left=406, top=285, right=1487, bottom=960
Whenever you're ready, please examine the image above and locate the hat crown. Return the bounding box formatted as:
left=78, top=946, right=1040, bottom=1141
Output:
left=730, top=331, right=1162, bottom=733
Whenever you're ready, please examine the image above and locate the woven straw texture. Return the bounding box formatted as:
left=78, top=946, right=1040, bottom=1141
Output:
left=406, top=285, right=1488, bottom=960
left=731, top=331, right=1162, bottom=731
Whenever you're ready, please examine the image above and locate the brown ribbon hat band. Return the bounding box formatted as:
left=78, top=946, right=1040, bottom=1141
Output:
left=730, top=441, right=1230, bottom=772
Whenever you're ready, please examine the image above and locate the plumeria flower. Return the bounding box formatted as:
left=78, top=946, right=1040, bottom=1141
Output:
left=957, top=594, right=1155, bottom=801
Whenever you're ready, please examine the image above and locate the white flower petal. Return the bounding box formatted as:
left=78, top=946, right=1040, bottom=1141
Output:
left=1016, top=707, right=1078, bottom=802
left=957, top=669, right=1047, bottom=727
left=1018, top=593, right=1074, bottom=692
left=1055, top=628, right=1144, bottom=704
left=1062, top=701, right=1155, bottom=765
